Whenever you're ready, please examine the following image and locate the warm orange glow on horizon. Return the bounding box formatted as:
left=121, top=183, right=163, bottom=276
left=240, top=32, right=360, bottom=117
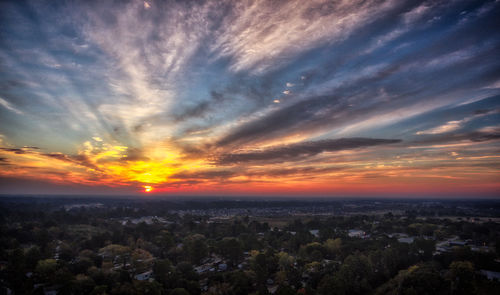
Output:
left=0, top=136, right=499, bottom=196
left=0, top=0, right=499, bottom=197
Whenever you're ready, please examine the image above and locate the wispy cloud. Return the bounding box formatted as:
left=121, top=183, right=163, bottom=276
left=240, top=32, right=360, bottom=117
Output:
left=0, top=97, right=23, bottom=115
left=216, top=138, right=401, bottom=165
left=417, top=120, right=464, bottom=135
left=211, top=0, right=399, bottom=73
left=0, top=0, right=499, bottom=195
left=416, top=108, right=499, bottom=135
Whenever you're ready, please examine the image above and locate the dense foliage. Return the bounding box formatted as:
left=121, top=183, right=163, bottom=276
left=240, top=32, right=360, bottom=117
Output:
left=1, top=198, right=499, bottom=294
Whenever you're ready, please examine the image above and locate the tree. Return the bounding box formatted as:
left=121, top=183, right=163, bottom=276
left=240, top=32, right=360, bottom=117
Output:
left=134, top=280, right=162, bottom=295
left=275, top=285, right=295, bottom=295
left=72, top=257, right=94, bottom=274
left=324, top=238, right=342, bottom=258
left=35, top=258, right=58, bottom=283
left=71, top=274, right=96, bottom=295
left=59, top=242, right=76, bottom=261
left=110, top=282, right=136, bottom=295
left=131, top=248, right=153, bottom=273
left=311, top=250, right=323, bottom=262
left=218, top=237, right=244, bottom=265
left=335, top=254, right=373, bottom=295
left=155, top=230, right=174, bottom=250
left=230, top=271, right=253, bottom=295
left=251, top=253, right=269, bottom=286
left=90, top=285, right=108, bottom=295
left=449, top=261, right=475, bottom=295
left=176, top=261, right=198, bottom=281
left=299, top=242, right=326, bottom=261
left=413, top=238, right=436, bottom=260
left=100, top=244, right=130, bottom=256
left=184, top=235, right=208, bottom=265
left=153, top=259, right=172, bottom=284
left=6, top=248, right=29, bottom=293
left=278, top=252, right=295, bottom=271
left=25, top=246, right=42, bottom=269
left=239, top=232, right=261, bottom=251
left=375, top=263, right=448, bottom=295
left=317, top=275, right=341, bottom=295
left=99, top=244, right=131, bottom=268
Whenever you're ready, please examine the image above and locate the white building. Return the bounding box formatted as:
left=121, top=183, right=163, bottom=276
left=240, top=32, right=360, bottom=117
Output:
left=134, top=270, right=153, bottom=281
left=348, top=229, right=366, bottom=238
left=309, top=229, right=320, bottom=237
left=481, top=270, right=500, bottom=281
left=398, top=237, right=415, bottom=244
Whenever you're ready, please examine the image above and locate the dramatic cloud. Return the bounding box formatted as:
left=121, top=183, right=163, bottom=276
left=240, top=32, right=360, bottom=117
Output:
left=416, top=108, right=500, bottom=135
left=42, top=153, right=101, bottom=171
left=216, top=138, right=402, bottom=164
left=211, top=0, right=399, bottom=73
left=0, top=147, right=29, bottom=154
left=413, top=129, right=500, bottom=145
left=0, top=0, right=499, bottom=195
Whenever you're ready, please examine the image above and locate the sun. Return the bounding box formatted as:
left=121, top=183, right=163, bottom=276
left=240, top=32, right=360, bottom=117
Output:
left=143, top=185, right=153, bottom=193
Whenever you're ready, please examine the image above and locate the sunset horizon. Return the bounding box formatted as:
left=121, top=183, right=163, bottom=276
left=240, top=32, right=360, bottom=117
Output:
left=1, top=0, right=499, bottom=197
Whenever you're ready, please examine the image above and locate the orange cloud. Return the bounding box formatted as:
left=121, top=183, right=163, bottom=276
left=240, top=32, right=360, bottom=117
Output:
left=0, top=134, right=499, bottom=196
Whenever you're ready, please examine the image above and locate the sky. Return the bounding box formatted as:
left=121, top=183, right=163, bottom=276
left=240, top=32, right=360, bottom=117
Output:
left=0, top=0, right=499, bottom=197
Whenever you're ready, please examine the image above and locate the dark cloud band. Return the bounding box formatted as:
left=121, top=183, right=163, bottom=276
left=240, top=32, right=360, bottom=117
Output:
left=216, top=137, right=401, bottom=165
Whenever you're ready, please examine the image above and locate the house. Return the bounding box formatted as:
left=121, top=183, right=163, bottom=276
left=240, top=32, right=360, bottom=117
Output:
left=387, top=233, right=408, bottom=238
left=43, top=286, right=59, bottom=295
left=218, top=263, right=227, bottom=271
left=134, top=270, right=153, bottom=281
left=434, top=240, right=452, bottom=254
left=348, top=229, right=366, bottom=238
left=267, top=285, right=278, bottom=294
left=471, top=246, right=492, bottom=253
left=309, top=229, right=320, bottom=237
left=480, top=270, right=500, bottom=281
left=398, top=237, right=414, bottom=244
left=449, top=240, right=467, bottom=247
left=194, top=265, right=211, bottom=274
